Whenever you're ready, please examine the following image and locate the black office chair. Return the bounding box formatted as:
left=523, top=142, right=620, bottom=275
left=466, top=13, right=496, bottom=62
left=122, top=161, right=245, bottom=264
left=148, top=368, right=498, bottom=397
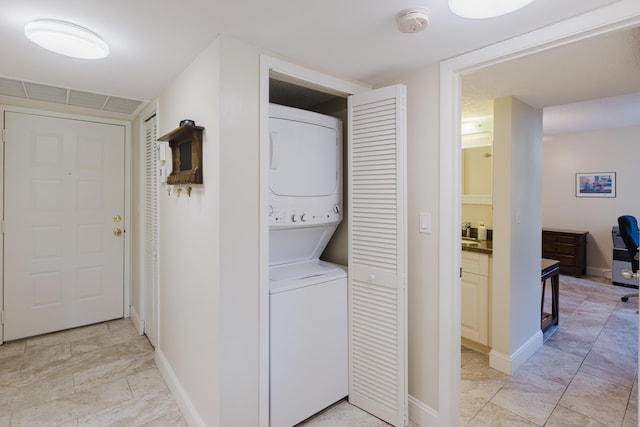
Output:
left=618, top=215, right=639, bottom=302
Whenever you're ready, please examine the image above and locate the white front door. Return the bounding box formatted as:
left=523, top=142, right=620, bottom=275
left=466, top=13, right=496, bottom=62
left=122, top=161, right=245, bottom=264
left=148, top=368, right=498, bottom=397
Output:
left=3, top=111, right=125, bottom=341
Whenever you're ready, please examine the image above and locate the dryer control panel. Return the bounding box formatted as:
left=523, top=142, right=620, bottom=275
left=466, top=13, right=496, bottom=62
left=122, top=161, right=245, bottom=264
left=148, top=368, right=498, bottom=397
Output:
left=269, top=197, right=342, bottom=228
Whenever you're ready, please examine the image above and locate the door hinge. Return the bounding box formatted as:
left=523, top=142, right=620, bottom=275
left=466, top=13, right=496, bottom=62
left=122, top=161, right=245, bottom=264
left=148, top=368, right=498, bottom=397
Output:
left=460, top=267, right=463, bottom=278
left=1, top=311, right=4, bottom=325
left=1, top=221, right=4, bottom=234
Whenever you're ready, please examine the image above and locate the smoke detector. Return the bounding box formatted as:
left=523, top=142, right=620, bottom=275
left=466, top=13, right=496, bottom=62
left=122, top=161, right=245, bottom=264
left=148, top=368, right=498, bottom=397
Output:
left=396, top=7, right=430, bottom=34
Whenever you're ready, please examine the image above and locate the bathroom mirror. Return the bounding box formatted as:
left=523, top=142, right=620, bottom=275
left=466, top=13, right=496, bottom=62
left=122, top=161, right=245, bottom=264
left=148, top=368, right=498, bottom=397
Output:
left=461, top=144, right=492, bottom=204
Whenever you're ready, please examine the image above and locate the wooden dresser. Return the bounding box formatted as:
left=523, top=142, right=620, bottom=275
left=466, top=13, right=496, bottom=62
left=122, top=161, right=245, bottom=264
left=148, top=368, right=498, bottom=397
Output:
left=542, top=228, right=589, bottom=277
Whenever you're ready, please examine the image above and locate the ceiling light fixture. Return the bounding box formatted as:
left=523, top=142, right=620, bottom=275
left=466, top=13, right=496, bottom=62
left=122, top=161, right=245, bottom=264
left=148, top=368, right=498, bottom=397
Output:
left=24, top=19, right=109, bottom=59
left=449, top=0, right=536, bottom=19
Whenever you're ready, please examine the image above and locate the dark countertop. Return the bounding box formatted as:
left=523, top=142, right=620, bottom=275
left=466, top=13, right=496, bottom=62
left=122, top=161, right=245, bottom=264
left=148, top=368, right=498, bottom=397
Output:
left=461, top=239, right=493, bottom=255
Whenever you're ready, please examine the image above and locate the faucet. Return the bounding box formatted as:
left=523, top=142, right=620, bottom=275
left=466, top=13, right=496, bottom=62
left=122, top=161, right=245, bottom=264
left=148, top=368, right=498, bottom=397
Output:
left=462, top=222, right=471, bottom=238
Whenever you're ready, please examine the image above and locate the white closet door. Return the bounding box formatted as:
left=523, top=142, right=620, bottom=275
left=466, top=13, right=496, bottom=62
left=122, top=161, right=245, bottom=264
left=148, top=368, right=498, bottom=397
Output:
left=348, top=84, right=408, bottom=427
left=143, top=113, right=159, bottom=347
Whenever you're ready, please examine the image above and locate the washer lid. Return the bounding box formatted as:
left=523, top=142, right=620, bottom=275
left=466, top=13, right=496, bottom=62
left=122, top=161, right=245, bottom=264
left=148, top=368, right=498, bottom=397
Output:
left=269, top=260, right=347, bottom=294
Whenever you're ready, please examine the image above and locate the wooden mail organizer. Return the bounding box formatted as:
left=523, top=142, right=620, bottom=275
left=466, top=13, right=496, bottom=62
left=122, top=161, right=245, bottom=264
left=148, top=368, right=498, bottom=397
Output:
left=158, top=124, right=204, bottom=185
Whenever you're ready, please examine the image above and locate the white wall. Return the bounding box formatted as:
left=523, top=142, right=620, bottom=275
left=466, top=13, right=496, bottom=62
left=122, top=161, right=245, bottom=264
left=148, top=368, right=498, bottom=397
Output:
left=462, top=204, right=493, bottom=229
left=217, top=36, right=263, bottom=426
left=156, top=40, right=222, bottom=425
left=149, top=34, right=446, bottom=424
left=382, top=66, right=441, bottom=410
left=542, top=125, right=640, bottom=275
left=492, top=96, right=543, bottom=371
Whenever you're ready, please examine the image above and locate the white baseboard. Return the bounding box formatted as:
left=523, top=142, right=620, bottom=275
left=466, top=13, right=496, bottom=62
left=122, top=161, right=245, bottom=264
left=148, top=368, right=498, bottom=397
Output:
left=586, top=266, right=609, bottom=279
left=408, top=395, right=438, bottom=427
left=489, top=330, right=543, bottom=374
left=489, top=350, right=511, bottom=374
left=155, top=349, right=206, bottom=427
left=129, top=305, right=144, bottom=335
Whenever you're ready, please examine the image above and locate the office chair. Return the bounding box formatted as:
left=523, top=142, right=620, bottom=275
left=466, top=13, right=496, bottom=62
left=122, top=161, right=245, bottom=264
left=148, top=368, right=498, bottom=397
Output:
left=618, top=215, right=639, bottom=302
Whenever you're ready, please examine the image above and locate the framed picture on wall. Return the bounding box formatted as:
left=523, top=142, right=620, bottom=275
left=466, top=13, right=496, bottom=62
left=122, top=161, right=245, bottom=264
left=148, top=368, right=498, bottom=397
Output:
left=575, top=172, right=616, bottom=198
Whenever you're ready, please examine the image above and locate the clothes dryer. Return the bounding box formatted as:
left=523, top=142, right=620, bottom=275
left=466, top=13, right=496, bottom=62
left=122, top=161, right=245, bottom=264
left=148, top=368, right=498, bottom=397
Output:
left=268, top=103, right=343, bottom=266
left=267, top=104, right=348, bottom=426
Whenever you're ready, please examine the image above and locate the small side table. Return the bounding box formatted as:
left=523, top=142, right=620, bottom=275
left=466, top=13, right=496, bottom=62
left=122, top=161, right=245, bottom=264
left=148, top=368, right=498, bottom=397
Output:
left=541, top=258, right=560, bottom=332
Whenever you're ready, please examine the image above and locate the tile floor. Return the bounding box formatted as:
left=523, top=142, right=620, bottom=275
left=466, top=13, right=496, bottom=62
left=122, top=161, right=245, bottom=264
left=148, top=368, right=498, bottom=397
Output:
left=297, top=400, right=388, bottom=426
left=0, top=275, right=636, bottom=426
left=461, top=274, right=639, bottom=426
left=0, top=318, right=186, bottom=426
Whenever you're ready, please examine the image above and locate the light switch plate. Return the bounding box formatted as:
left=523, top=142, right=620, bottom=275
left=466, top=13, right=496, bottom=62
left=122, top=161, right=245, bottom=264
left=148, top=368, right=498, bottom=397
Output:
left=157, top=143, right=166, bottom=161
left=420, top=212, right=431, bottom=234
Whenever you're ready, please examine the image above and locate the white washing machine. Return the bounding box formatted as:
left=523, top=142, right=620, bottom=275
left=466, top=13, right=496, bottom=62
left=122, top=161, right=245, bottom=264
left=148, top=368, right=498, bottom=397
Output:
left=268, top=104, right=347, bottom=426
left=269, top=260, right=348, bottom=427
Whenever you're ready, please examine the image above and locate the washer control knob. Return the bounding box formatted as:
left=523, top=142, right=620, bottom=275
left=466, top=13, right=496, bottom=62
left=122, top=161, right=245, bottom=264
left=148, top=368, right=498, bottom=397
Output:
left=301, top=214, right=307, bottom=222
left=268, top=205, right=273, bottom=216
left=333, top=204, right=341, bottom=214
left=291, top=214, right=299, bottom=222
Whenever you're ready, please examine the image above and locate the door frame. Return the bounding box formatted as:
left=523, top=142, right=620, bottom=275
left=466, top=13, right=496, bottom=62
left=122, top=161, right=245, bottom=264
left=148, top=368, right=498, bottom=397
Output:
left=258, top=56, right=372, bottom=426
left=0, top=105, right=132, bottom=344
left=438, top=3, right=640, bottom=425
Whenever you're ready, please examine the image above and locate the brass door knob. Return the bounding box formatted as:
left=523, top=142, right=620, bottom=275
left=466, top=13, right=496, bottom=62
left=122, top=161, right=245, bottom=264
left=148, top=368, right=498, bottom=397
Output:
left=113, top=228, right=123, bottom=236
left=113, top=215, right=122, bottom=222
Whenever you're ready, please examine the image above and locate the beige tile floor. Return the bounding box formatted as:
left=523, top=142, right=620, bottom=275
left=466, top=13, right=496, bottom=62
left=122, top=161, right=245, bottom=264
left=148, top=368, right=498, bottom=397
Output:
left=1, top=275, right=636, bottom=426
left=0, top=318, right=186, bottom=426
left=461, top=274, right=639, bottom=426
left=297, top=399, right=388, bottom=426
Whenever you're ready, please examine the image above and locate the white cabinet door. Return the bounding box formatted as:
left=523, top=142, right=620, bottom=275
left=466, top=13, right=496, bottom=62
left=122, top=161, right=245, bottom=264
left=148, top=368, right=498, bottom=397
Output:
left=348, top=84, right=407, bottom=427
left=461, top=252, right=489, bottom=345
left=4, top=111, right=125, bottom=341
left=461, top=271, right=489, bottom=345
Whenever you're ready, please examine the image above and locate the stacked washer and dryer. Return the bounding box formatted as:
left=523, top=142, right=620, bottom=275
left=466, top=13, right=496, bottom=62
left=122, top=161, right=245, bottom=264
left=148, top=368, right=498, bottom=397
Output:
left=268, top=103, right=348, bottom=427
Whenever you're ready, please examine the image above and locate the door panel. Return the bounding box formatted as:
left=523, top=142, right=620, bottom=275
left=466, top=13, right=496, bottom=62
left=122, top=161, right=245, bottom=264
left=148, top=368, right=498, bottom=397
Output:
left=143, top=113, right=158, bottom=347
left=348, top=85, right=408, bottom=426
left=4, top=111, right=125, bottom=341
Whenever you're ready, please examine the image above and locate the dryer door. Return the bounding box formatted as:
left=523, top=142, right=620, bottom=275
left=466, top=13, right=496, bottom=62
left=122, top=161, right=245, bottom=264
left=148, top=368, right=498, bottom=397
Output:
left=269, top=117, right=339, bottom=197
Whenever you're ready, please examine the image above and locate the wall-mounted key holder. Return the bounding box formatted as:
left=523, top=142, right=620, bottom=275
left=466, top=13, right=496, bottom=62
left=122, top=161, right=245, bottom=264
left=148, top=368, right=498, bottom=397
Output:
left=158, top=120, right=204, bottom=186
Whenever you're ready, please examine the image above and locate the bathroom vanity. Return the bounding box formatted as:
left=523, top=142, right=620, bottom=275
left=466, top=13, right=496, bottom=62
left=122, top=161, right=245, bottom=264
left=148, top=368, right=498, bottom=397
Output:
left=461, top=242, right=492, bottom=348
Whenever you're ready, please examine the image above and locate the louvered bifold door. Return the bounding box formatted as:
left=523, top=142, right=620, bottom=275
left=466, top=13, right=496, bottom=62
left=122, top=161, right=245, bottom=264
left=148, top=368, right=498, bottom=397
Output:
left=348, top=84, right=408, bottom=427
left=143, top=114, right=159, bottom=347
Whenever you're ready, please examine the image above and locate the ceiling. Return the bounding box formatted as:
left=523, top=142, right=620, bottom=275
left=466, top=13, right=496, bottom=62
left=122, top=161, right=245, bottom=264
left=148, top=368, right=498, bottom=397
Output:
left=462, top=25, right=640, bottom=134
left=0, top=0, right=638, bottom=129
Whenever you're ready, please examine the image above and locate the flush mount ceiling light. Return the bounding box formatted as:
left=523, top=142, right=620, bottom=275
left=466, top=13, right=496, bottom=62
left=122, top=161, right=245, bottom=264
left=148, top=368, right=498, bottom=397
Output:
left=24, top=19, right=109, bottom=59
left=396, top=7, right=430, bottom=34
left=449, top=0, right=536, bottom=19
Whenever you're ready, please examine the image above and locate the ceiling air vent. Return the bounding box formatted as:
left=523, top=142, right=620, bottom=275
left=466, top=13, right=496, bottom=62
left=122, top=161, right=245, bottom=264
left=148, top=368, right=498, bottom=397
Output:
left=0, top=75, right=145, bottom=116
left=24, top=82, right=67, bottom=104
left=103, top=96, right=143, bottom=115
left=69, top=90, right=108, bottom=110
left=0, top=77, right=27, bottom=98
